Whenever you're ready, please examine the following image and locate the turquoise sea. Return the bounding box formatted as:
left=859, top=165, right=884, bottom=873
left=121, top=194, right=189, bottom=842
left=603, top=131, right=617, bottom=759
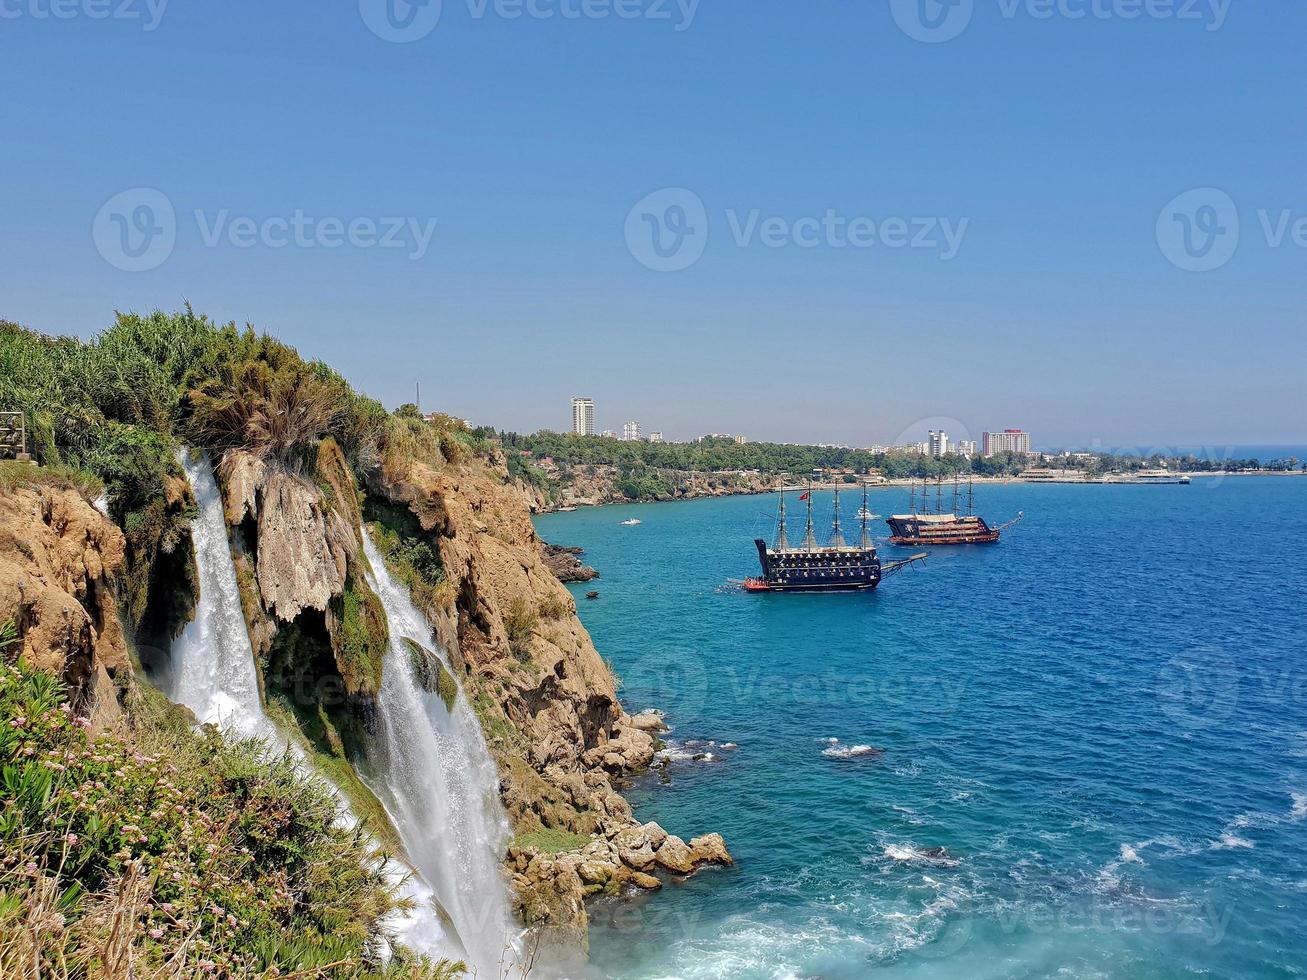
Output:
left=534, top=477, right=1307, bottom=979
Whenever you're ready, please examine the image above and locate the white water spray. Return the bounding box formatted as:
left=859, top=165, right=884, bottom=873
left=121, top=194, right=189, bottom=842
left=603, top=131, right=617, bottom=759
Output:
left=171, top=449, right=277, bottom=741
left=170, top=450, right=455, bottom=963
left=360, top=530, right=520, bottom=977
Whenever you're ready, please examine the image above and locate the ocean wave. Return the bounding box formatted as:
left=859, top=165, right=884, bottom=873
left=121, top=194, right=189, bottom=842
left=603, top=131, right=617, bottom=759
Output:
left=1291, top=792, right=1307, bottom=821
left=655, top=740, right=723, bottom=764
left=882, top=843, right=960, bottom=866
left=1212, top=830, right=1254, bottom=850
left=823, top=741, right=883, bottom=760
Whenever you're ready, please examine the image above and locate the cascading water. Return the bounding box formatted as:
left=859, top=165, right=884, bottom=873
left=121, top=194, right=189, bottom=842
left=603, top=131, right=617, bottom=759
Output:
left=170, top=450, right=453, bottom=964
left=360, top=530, right=521, bottom=978
left=170, top=449, right=277, bottom=741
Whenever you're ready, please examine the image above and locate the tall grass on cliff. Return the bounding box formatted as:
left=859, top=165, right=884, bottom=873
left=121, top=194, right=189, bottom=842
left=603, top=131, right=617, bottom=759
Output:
left=0, top=656, right=463, bottom=979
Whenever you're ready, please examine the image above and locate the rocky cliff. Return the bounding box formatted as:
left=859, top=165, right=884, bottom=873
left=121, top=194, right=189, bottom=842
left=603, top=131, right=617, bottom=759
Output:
left=0, top=475, right=131, bottom=727
left=516, top=462, right=775, bottom=513
left=369, top=448, right=730, bottom=941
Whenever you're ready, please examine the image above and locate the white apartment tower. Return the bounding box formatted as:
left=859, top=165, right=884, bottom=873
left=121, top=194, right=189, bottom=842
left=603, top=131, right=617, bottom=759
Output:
left=928, top=429, right=949, bottom=457
left=623, top=420, right=642, bottom=442
left=571, top=397, right=595, bottom=436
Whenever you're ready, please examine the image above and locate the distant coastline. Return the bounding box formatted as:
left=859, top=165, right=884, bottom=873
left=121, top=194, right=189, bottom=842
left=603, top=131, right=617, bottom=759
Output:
left=527, top=468, right=1305, bottom=514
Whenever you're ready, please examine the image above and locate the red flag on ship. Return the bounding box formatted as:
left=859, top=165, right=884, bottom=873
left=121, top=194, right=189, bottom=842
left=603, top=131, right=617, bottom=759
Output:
left=798, top=492, right=811, bottom=500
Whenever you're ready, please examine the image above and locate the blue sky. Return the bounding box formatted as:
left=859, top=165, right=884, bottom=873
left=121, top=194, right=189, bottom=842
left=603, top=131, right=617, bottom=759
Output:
left=2, top=0, right=1304, bottom=448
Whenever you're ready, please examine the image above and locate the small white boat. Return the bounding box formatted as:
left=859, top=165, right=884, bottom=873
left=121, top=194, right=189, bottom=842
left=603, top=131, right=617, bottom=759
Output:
left=620, top=518, right=642, bottom=526
left=856, top=507, right=879, bottom=521
left=1135, top=468, right=1191, bottom=485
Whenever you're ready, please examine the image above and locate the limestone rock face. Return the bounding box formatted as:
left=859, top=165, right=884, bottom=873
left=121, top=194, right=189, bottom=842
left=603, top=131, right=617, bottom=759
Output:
left=689, top=833, right=734, bottom=866
left=655, top=835, right=695, bottom=874
left=222, top=450, right=355, bottom=623
left=641, top=822, right=669, bottom=849
left=613, top=826, right=656, bottom=870
left=215, top=444, right=388, bottom=699
left=0, top=480, right=130, bottom=726
left=628, top=710, right=669, bottom=733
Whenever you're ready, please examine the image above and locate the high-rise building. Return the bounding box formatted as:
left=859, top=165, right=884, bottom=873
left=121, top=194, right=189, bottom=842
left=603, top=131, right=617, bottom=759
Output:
left=956, top=439, right=977, bottom=456
left=623, top=420, right=642, bottom=442
left=983, top=429, right=1031, bottom=457
left=649, top=431, right=665, bottom=443
left=928, top=430, right=949, bottom=457
left=571, top=397, right=595, bottom=436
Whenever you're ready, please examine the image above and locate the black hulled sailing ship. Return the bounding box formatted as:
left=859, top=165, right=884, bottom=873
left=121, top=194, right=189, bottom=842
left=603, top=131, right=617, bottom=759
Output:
left=886, top=475, right=1016, bottom=546
left=747, top=484, right=924, bottom=593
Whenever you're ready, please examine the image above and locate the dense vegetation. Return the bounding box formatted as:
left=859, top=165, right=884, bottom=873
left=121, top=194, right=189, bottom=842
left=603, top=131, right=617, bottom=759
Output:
left=0, top=650, right=459, bottom=978
left=0, top=309, right=391, bottom=508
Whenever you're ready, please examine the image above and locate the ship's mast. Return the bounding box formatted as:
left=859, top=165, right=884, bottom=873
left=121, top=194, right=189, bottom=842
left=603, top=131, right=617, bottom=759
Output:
left=909, top=479, right=917, bottom=516
left=830, top=488, right=846, bottom=548
left=860, top=482, right=872, bottom=549
left=968, top=473, right=975, bottom=516
left=802, top=479, right=817, bottom=550
left=936, top=476, right=943, bottom=515
left=776, top=486, right=789, bottom=551
left=952, top=472, right=961, bottom=516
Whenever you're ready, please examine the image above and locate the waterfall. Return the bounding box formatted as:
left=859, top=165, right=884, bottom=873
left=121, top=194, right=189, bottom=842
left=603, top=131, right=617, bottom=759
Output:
left=169, top=450, right=454, bottom=965
left=360, top=530, right=520, bottom=978
left=171, top=449, right=276, bottom=741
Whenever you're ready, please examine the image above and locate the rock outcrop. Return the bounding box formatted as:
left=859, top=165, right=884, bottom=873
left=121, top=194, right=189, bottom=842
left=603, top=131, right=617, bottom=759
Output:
left=0, top=477, right=131, bottom=727
left=217, top=442, right=387, bottom=699
left=541, top=544, right=598, bottom=583
left=508, top=821, right=732, bottom=941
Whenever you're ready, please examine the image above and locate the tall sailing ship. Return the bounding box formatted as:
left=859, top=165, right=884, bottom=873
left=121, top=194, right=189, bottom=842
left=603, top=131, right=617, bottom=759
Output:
left=746, top=484, right=924, bottom=593
left=885, top=475, right=1018, bottom=546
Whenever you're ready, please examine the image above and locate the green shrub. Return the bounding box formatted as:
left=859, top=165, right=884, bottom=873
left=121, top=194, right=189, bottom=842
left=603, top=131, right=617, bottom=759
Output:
left=336, top=574, right=389, bottom=697
left=503, top=598, right=537, bottom=662
left=537, top=595, right=571, bottom=620
left=0, top=620, right=17, bottom=656
left=0, top=660, right=460, bottom=978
